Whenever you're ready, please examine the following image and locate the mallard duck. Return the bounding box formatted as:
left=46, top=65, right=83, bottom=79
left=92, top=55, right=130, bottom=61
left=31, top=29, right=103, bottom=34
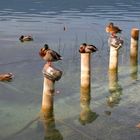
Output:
left=106, top=22, right=122, bottom=36
left=39, top=44, right=62, bottom=65
left=19, top=35, right=33, bottom=42
left=0, top=73, right=14, bottom=81
left=79, top=43, right=98, bottom=53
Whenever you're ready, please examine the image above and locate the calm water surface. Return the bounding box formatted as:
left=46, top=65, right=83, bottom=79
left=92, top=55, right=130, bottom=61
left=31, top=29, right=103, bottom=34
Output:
left=0, top=0, right=140, bottom=140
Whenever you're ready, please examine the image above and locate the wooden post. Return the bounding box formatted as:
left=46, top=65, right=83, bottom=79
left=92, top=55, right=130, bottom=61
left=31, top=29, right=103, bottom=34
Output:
left=40, top=92, right=63, bottom=140
left=80, top=53, right=91, bottom=93
left=41, top=78, right=54, bottom=112
left=109, top=46, right=118, bottom=73
left=130, top=28, right=139, bottom=80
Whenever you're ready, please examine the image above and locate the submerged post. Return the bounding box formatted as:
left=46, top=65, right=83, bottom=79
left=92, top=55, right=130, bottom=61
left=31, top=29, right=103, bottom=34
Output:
left=130, top=28, right=139, bottom=80
left=79, top=89, right=98, bottom=125
left=40, top=90, right=63, bottom=140
left=107, top=70, right=122, bottom=108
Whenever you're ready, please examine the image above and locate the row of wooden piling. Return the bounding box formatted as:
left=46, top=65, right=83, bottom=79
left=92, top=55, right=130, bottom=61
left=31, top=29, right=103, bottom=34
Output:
left=40, top=28, right=139, bottom=134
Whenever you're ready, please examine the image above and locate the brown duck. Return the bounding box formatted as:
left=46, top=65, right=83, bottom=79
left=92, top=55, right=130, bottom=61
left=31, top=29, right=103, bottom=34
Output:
left=39, top=44, right=62, bottom=65
left=19, top=35, right=33, bottom=42
left=79, top=43, right=98, bottom=53
left=106, top=22, right=122, bottom=36
left=0, top=73, right=14, bottom=81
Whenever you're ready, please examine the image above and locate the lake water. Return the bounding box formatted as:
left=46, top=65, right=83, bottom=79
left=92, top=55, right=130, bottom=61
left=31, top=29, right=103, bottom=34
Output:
left=0, top=0, right=140, bottom=140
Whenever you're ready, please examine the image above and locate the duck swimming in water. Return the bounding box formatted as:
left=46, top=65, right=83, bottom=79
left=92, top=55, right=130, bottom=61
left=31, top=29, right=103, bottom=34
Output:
left=79, top=43, right=98, bottom=53
left=0, top=73, right=14, bottom=81
left=39, top=44, right=62, bottom=65
left=106, top=22, right=122, bottom=36
left=19, top=35, right=33, bottom=42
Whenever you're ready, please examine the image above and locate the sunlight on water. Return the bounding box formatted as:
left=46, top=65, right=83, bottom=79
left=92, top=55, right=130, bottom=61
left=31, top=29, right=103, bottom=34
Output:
left=0, top=0, right=140, bottom=140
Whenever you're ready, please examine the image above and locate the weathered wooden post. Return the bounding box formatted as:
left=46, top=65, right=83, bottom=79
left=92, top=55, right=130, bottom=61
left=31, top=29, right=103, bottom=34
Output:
left=80, top=53, right=91, bottom=93
left=79, top=43, right=98, bottom=94
left=109, top=46, right=119, bottom=72
left=42, top=78, right=54, bottom=112
left=41, top=63, right=62, bottom=112
left=40, top=91, right=63, bottom=140
left=130, top=28, right=139, bottom=80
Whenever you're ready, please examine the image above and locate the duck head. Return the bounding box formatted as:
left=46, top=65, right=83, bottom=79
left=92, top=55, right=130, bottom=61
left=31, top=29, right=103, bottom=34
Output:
left=44, top=44, right=49, bottom=50
left=19, top=35, right=24, bottom=40
left=79, top=43, right=87, bottom=53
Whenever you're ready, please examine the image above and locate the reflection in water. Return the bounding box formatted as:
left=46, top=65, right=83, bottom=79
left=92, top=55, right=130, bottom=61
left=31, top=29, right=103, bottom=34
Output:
left=79, top=90, right=98, bottom=125
left=107, top=70, right=122, bottom=108
left=130, top=56, right=138, bottom=80
left=40, top=95, right=63, bottom=140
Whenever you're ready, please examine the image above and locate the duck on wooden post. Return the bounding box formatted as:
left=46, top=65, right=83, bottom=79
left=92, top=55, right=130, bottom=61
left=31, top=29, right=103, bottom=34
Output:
left=106, top=22, right=122, bottom=37
left=79, top=43, right=98, bottom=94
left=19, top=35, right=33, bottom=42
left=0, top=73, right=14, bottom=81
left=39, top=43, right=63, bottom=113
left=39, top=44, right=62, bottom=66
left=106, top=23, right=124, bottom=73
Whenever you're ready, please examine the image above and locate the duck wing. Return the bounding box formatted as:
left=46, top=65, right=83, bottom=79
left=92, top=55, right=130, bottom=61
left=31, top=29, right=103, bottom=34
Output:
left=85, top=45, right=98, bottom=53
left=48, top=50, right=62, bottom=61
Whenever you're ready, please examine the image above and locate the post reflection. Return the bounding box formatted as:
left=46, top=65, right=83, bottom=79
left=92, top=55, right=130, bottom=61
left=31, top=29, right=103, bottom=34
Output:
left=79, top=90, right=98, bottom=125
left=40, top=94, right=63, bottom=140
left=130, top=57, right=138, bottom=80
left=107, top=70, right=123, bottom=108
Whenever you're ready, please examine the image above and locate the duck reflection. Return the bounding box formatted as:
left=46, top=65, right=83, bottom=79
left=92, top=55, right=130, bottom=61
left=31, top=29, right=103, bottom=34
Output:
left=107, top=70, right=123, bottom=108
left=130, top=55, right=138, bottom=80
left=40, top=95, right=63, bottom=140
left=79, top=90, right=98, bottom=125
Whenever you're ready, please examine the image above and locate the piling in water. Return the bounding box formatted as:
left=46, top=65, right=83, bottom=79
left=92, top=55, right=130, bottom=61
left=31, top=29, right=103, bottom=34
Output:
left=41, top=62, right=62, bottom=112
left=80, top=53, right=91, bottom=93
left=109, top=46, right=118, bottom=72
left=41, top=78, right=54, bottom=112
left=40, top=93, right=63, bottom=140
left=130, top=28, right=139, bottom=80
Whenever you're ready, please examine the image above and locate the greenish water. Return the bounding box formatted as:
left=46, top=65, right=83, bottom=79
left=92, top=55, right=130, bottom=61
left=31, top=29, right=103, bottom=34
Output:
left=0, top=0, right=140, bottom=140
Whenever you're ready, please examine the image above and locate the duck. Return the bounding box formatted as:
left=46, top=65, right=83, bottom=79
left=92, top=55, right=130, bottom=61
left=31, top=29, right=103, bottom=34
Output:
left=79, top=43, right=98, bottom=53
left=19, top=35, right=33, bottom=42
left=106, top=22, right=122, bottom=36
left=0, top=73, right=14, bottom=81
left=39, top=44, right=62, bottom=65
